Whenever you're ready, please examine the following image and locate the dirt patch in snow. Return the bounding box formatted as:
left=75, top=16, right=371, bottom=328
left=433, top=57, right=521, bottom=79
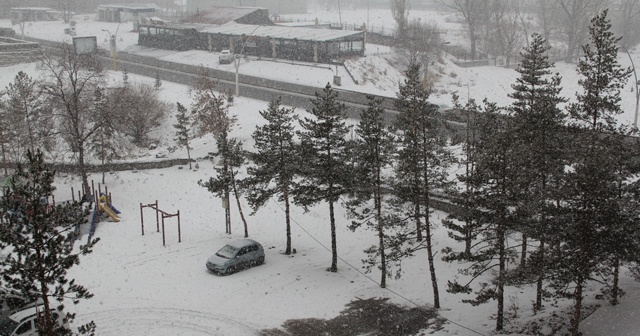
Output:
left=261, top=297, right=444, bottom=336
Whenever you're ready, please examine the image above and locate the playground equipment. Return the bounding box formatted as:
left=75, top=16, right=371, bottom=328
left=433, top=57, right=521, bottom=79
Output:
left=140, top=200, right=181, bottom=246
left=97, top=194, right=120, bottom=222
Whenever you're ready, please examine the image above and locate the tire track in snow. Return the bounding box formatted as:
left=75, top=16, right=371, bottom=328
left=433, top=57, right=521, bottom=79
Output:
left=76, top=306, right=260, bottom=335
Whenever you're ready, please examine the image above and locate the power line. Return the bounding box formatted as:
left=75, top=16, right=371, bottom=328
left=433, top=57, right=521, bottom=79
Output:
left=269, top=198, right=487, bottom=336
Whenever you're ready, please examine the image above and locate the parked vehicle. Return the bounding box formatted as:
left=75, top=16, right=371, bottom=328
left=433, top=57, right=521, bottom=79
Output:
left=206, top=239, right=265, bottom=275
left=219, top=50, right=234, bottom=64
left=0, top=305, right=67, bottom=336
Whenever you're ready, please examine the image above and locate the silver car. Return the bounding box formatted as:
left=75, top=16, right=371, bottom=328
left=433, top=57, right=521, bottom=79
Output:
left=206, top=239, right=265, bottom=275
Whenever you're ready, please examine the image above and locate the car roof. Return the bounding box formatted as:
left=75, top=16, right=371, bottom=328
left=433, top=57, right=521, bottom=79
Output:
left=9, top=305, right=43, bottom=322
left=226, top=239, right=260, bottom=248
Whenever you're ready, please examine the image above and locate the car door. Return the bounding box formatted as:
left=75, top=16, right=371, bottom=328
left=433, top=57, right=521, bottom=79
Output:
left=235, top=247, right=249, bottom=267
left=13, top=319, right=33, bottom=336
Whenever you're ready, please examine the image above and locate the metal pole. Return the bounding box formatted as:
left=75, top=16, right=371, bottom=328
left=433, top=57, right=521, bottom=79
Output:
left=155, top=200, right=159, bottom=232
left=622, top=45, right=639, bottom=129
left=177, top=210, right=181, bottom=243
left=162, top=216, right=166, bottom=247
left=140, top=202, right=144, bottom=236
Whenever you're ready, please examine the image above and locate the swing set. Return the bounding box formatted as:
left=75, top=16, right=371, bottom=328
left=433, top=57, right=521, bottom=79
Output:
left=139, top=200, right=181, bottom=246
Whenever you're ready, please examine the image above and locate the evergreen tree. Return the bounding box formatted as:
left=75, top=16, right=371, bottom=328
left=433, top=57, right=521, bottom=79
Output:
left=442, top=95, right=482, bottom=259
left=245, top=98, right=298, bottom=254
left=0, top=150, right=98, bottom=336
left=445, top=101, right=524, bottom=332
left=201, top=137, right=250, bottom=237
left=154, top=71, right=162, bottom=90
left=347, top=95, right=397, bottom=288
left=393, top=64, right=452, bottom=308
left=191, top=69, right=236, bottom=234
left=550, top=10, right=632, bottom=335
left=295, top=83, right=352, bottom=273
left=88, top=87, right=121, bottom=184
left=5, top=71, right=55, bottom=159
left=122, top=68, right=129, bottom=86
left=507, top=33, right=567, bottom=311
left=174, top=102, right=193, bottom=170
left=0, top=91, right=15, bottom=174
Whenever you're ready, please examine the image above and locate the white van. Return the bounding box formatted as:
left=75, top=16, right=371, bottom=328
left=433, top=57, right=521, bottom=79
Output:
left=0, top=306, right=67, bottom=336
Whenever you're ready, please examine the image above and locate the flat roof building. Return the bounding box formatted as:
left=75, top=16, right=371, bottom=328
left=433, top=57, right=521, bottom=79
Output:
left=138, top=21, right=365, bottom=63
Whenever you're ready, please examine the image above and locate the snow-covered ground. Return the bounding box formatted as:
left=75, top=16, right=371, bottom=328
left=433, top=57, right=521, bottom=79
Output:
left=0, top=6, right=639, bottom=336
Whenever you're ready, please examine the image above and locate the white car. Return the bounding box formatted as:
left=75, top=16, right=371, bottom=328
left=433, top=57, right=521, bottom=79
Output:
left=219, top=50, right=234, bottom=64
left=0, top=306, right=67, bottom=336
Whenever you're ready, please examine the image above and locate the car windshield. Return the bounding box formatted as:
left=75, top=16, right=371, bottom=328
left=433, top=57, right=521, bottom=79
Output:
left=215, top=245, right=238, bottom=259
left=0, top=319, right=18, bottom=336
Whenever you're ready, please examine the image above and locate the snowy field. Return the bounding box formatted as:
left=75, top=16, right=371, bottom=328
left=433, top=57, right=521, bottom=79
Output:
left=0, top=5, right=640, bottom=336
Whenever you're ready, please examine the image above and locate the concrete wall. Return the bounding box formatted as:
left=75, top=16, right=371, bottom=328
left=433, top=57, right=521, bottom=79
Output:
left=186, top=0, right=307, bottom=15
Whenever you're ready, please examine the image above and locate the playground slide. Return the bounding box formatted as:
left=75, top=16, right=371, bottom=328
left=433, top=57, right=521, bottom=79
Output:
left=100, top=204, right=121, bottom=222
left=108, top=203, right=121, bottom=214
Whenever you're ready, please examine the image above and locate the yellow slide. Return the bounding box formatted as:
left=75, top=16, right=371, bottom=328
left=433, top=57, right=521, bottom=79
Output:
left=100, top=204, right=121, bottom=222
left=98, top=195, right=120, bottom=222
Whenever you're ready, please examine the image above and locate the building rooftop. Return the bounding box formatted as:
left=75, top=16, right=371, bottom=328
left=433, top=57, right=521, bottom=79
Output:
left=199, top=22, right=364, bottom=42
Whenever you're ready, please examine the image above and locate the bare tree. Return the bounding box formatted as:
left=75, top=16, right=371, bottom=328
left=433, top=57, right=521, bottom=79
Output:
left=400, top=19, right=443, bottom=85
left=486, top=0, right=524, bottom=66
left=111, top=83, right=169, bottom=146
left=38, top=44, right=104, bottom=197
left=52, top=0, right=77, bottom=24
left=439, top=0, right=489, bottom=60
left=391, top=0, right=411, bottom=43
left=554, top=0, right=606, bottom=62
left=612, top=0, right=640, bottom=47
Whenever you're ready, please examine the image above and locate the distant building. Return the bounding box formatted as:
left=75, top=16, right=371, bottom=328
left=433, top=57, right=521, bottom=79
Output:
left=186, top=0, right=307, bottom=15
left=98, top=3, right=159, bottom=30
left=137, top=21, right=365, bottom=63
left=10, top=7, right=62, bottom=25
left=182, top=6, right=273, bottom=26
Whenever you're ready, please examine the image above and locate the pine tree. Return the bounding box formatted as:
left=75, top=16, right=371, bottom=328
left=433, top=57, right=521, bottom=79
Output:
left=393, top=64, right=452, bottom=308
left=5, top=71, right=55, bottom=159
left=295, top=83, right=352, bottom=273
left=550, top=10, right=632, bottom=336
left=442, top=95, right=482, bottom=259
left=347, top=95, right=397, bottom=288
left=445, top=101, right=524, bottom=331
left=201, top=137, right=250, bottom=237
left=245, top=98, right=298, bottom=254
left=0, top=150, right=98, bottom=336
left=88, top=87, right=121, bottom=184
left=174, top=102, right=193, bottom=170
left=191, top=69, right=237, bottom=234
left=122, top=68, right=129, bottom=86
left=508, top=33, right=567, bottom=311
left=154, top=71, right=162, bottom=90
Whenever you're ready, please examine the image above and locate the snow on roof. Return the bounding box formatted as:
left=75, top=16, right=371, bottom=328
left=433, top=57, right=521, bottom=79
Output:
left=199, top=22, right=364, bottom=42
left=98, top=3, right=160, bottom=11
left=183, top=6, right=264, bottom=25
left=10, top=7, right=58, bottom=12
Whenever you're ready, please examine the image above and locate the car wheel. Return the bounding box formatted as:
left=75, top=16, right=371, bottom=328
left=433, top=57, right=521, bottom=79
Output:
left=255, top=256, right=264, bottom=266
left=225, top=266, right=236, bottom=275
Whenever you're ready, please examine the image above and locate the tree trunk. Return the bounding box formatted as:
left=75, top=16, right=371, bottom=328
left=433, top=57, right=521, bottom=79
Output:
left=284, top=186, right=292, bottom=255
left=535, top=239, right=545, bottom=312
left=328, top=198, right=338, bottom=272
left=376, top=181, right=386, bottom=288
left=231, top=169, right=248, bottom=238
left=571, top=277, right=584, bottom=336
left=186, top=141, right=192, bottom=170
left=611, top=255, right=620, bottom=305
left=78, top=144, right=90, bottom=201
left=414, top=201, right=422, bottom=241
left=496, top=223, right=505, bottom=331
left=520, top=233, right=527, bottom=268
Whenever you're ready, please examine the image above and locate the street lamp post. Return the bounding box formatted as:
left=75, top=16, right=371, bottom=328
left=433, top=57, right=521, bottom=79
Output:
left=233, top=25, right=261, bottom=97
left=102, top=23, right=121, bottom=71
left=622, top=45, right=640, bottom=129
